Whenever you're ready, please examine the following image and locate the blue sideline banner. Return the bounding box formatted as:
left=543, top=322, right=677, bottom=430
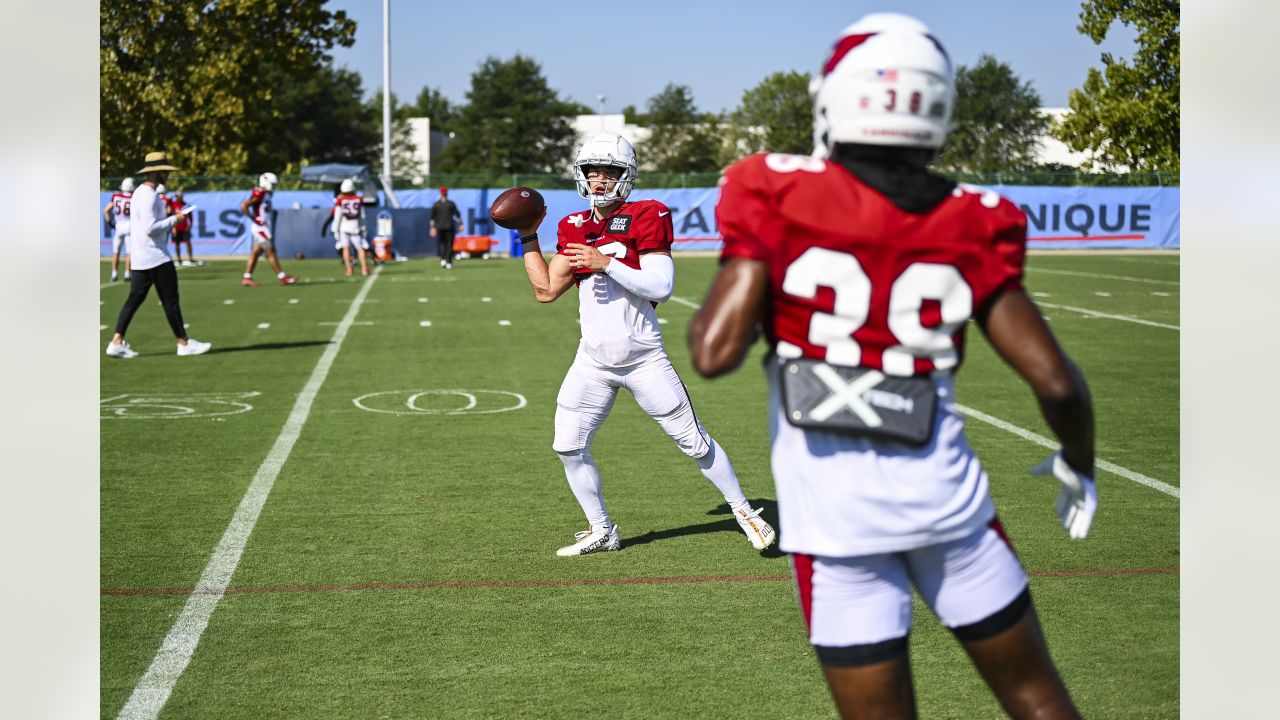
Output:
left=101, top=185, right=1178, bottom=256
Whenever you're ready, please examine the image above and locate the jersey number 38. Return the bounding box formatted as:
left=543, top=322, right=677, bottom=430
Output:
left=781, top=247, right=973, bottom=376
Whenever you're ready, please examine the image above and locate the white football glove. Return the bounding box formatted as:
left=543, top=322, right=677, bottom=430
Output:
left=1029, top=451, right=1097, bottom=540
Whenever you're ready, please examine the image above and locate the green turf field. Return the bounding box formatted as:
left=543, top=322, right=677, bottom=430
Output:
left=100, top=252, right=1179, bottom=719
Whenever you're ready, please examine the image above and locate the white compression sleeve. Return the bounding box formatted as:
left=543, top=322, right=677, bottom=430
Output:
left=603, top=253, right=674, bottom=302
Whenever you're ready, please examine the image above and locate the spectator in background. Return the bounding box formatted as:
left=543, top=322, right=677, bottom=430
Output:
left=430, top=186, right=463, bottom=270
left=105, top=151, right=211, bottom=359
left=169, top=189, right=198, bottom=266
left=240, top=172, right=299, bottom=287
left=104, top=177, right=134, bottom=282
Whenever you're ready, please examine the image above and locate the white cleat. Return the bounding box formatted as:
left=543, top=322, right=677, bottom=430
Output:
left=110, top=271, right=119, bottom=282
left=177, top=338, right=212, bottom=356
left=556, top=525, right=621, bottom=556
left=735, top=507, right=777, bottom=550
left=105, top=341, right=138, bottom=359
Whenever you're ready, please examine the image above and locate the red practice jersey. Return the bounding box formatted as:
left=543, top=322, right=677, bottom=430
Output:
left=333, top=193, right=363, bottom=219
left=556, top=199, right=674, bottom=283
left=717, top=153, right=1027, bottom=377
left=170, top=198, right=191, bottom=232
left=247, top=187, right=272, bottom=224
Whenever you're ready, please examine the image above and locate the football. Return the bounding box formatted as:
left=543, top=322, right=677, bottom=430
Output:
left=489, top=187, right=546, bottom=230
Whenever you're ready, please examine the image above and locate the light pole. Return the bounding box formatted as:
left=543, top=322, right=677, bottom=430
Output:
left=597, top=94, right=606, bottom=132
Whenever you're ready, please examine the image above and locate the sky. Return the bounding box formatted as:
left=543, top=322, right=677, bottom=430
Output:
left=326, top=0, right=1137, bottom=115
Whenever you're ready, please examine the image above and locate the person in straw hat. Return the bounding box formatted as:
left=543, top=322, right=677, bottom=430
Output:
left=105, top=151, right=211, bottom=358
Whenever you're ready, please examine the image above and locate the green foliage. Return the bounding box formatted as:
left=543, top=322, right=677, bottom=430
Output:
left=436, top=55, right=580, bottom=174
left=398, top=86, right=456, bottom=132
left=638, top=84, right=722, bottom=173
left=935, top=55, right=1051, bottom=173
left=1053, top=0, right=1180, bottom=171
left=100, top=0, right=356, bottom=175
left=253, top=65, right=378, bottom=172
left=364, top=91, right=423, bottom=179
left=721, top=71, right=813, bottom=164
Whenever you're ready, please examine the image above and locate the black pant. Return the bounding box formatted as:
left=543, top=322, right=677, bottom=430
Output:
left=114, top=262, right=187, bottom=339
left=437, top=228, right=457, bottom=262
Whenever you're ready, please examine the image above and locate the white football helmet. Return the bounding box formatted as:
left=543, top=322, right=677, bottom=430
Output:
left=120, top=177, right=135, bottom=193
left=259, top=172, right=278, bottom=191
left=340, top=179, right=356, bottom=194
left=572, top=132, right=638, bottom=207
left=811, top=12, right=954, bottom=158
left=156, top=183, right=167, bottom=195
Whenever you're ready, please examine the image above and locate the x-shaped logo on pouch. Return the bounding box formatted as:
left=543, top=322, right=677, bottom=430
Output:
left=808, top=365, right=885, bottom=427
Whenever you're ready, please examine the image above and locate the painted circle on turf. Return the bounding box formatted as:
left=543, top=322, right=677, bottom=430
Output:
left=101, top=392, right=260, bottom=420
left=353, top=389, right=527, bottom=415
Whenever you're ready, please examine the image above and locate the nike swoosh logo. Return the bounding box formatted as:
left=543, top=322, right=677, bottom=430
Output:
left=658, top=211, right=669, bottom=217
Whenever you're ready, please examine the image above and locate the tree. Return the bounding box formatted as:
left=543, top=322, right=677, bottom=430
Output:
left=722, top=71, right=813, bottom=163
left=399, top=86, right=456, bottom=132
left=366, top=91, right=422, bottom=179
left=934, top=55, right=1051, bottom=173
left=1053, top=0, right=1179, bottom=172
left=435, top=55, right=579, bottom=174
left=101, top=0, right=356, bottom=176
left=638, top=84, right=722, bottom=173
left=249, top=64, right=377, bottom=172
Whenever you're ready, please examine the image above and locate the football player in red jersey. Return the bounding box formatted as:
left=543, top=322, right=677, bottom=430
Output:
left=332, top=179, right=371, bottom=277
left=690, top=13, right=1095, bottom=720
left=239, top=172, right=299, bottom=287
left=513, top=132, right=776, bottom=557
left=169, top=189, right=198, bottom=266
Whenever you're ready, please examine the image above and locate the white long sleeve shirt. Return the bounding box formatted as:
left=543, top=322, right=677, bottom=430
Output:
left=128, top=182, right=179, bottom=270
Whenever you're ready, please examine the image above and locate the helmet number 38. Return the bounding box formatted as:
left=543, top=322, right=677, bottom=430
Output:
left=781, top=247, right=973, bottom=376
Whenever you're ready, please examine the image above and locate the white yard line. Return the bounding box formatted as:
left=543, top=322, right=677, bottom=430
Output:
left=956, top=404, right=1179, bottom=499
left=115, top=265, right=383, bottom=720
left=1036, top=301, right=1179, bottom=330
left=668, top=296, right=700, bottom=309
left=1026, top=267, right=1179, bottom=286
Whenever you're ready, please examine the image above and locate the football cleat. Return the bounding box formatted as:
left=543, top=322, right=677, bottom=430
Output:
left=241, top=277, right=259, bottom=287
left=177, top=338, right=211, bottom=356
left=344, top=266, right=353, bottom=277
left=734, top=507, right=777, bottom=550
left=279, top=275, right=299, bottom=285
left=556, top=525, right=621, bottom=556
left=105, top=341, right=138, bottom=359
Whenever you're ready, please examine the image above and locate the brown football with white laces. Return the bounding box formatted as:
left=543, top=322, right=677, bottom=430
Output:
left=488, top=187, right=545, bottom=230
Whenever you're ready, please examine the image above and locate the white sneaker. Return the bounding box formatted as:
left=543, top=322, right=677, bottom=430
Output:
left=110, top=271, right=118, bottom=282
left=445, top=262, right=453, bottom=270
left=177, top=338, right=211, bottom=356
left=105, top=341, right=138, bottom=359
left=556, top=525, right=621, bottom=556
left=734, top=507, right=777, bottom=550
left=440, top=259, right=447, bottom=268
left=124, top=271, right=131, bottom=280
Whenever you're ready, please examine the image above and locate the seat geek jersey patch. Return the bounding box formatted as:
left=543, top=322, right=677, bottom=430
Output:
left=607, top=215, right=632, bottom=234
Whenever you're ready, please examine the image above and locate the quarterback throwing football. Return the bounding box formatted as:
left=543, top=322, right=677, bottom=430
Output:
left=514, top=132, right=775, bottom=557
left=690, top=13, right=1096, bottom=720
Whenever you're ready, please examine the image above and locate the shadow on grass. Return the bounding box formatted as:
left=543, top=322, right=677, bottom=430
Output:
left=208, top=340, right=332, bottom=354
left=624, top=498, right=785, bottom=557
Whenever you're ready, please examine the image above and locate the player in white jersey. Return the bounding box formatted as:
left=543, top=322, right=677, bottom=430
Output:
left=331, top=179, right=370, bottom=277
left=240, top=172, right=298, bottom=287
left=514, top=132, right=776, bottom=557
left=104, top=177, right=134, bottom=282
left=690, top=14, right=1095, bottom=720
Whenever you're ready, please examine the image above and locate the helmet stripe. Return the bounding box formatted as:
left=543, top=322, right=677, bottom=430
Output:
left=822, top=33, right=876, bottom=76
